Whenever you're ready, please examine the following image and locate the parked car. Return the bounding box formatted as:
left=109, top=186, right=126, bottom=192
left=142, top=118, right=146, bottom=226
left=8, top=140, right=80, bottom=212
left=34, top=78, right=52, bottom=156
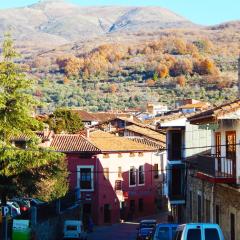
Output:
left=139, top=220, right=157, bottom=229
left=11, top=198, right=31, bottom=213
left=22, top=198, right=46, bottom=207
left=152, top=223, right=178, bottom=240
left=136, top=227, right=153, bottom=240
left=174, top=223, right=224, bottom=240
left=7, top=201, right=21, bottom=217
left=63, top=220, right=87, bottom=240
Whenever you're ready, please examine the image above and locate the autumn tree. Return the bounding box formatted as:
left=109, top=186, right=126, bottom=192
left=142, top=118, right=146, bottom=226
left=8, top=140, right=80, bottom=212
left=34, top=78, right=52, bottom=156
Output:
left=0, top=34, right=68, bottom=205
left=194, top=58, right=218, bottom=75
left=170, top=58, right=193, bottom=76
left=156, top=64, right=169, bottom=78
left=177, top=75, right=186, bottom=87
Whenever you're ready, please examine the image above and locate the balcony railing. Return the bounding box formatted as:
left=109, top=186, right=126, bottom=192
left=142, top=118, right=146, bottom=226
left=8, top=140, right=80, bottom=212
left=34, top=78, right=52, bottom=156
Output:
left=186, top=154, right=236, bottom=184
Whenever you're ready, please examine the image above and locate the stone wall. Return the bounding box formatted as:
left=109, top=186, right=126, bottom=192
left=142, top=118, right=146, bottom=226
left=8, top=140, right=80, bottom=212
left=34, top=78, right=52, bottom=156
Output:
left=186, top=171, right=240, bottom=240
left=32, top=204, right=81, bottom=240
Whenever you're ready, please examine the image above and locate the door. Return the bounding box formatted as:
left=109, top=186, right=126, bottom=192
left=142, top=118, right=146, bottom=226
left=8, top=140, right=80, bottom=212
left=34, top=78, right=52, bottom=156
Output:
left=226, top=131, right=236, bottom=177
left=104, top=204, right=111, bottom=223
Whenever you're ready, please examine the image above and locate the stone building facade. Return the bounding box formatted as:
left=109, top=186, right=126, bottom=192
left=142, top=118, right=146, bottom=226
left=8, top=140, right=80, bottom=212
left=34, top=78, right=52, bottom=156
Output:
left=186, top=173, right=240, bottom=240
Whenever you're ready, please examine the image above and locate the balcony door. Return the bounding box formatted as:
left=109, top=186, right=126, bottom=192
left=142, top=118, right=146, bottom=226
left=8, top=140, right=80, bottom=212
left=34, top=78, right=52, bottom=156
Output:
left=226, top=131, right=236, bottom=177
left=215, top=132, right=221, bottom=173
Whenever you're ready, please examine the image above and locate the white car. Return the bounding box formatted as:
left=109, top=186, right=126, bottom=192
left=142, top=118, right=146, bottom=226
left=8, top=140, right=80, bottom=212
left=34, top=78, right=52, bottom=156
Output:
left=174, top=223, right=224, bottom=240
left=63, top=220, right=87, bottom=240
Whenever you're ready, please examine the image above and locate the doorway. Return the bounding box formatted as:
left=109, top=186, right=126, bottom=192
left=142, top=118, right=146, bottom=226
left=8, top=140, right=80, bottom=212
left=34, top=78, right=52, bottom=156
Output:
left=104, top=204, right=111, bottom=223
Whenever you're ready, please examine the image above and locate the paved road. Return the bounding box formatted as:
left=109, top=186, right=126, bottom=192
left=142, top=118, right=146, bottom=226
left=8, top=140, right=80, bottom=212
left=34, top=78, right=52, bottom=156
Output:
left=87, top=222, right=138, bottom=240
left=87, top=212, right=169, bottom=240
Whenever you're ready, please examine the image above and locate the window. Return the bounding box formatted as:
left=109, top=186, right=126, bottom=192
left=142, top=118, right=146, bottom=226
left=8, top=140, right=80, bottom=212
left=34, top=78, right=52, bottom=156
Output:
left=103, top=154, right=109, bottom=158
left=153, top=164, right=159, bottom=179
left=215, top=205, right=220, bottom=224
left=157, top=227, right=169, bottom=240
left=138, top=165, right=145, bottom=185
left=103, top=168, right=109, bottom=180
left=231, top=213, right=235, bottom=240
left=138, top=198, right=144, bottom=212
left=130, top=152, right=135, bottom=157
left=197, top=194, right=202, bottom=222
left=205, top=199, right=211, bottom=222
left=118, top=167, right=122, bottom=178
left=205, top=228, right=220, bottom=240
left=187, top=229, right=201, bottom=240
left=226, top=131, right=236, bottom=160
left=130, top=200, right=135, bottom=212
left=160, top=154, right=164, bottom=171
left=129, top=167, right=136, bottom=186
left=115, top=180, right=122, bottom=190
left=77, top=166, right=94, bottom=191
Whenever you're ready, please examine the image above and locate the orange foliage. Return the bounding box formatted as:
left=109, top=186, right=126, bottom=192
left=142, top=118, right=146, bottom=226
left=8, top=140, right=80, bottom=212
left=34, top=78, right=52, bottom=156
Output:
left=109, top=84, right=118, bottom=93
left=194, top=58, right=218, bottom=75
left=177, top=75, right=186, bottom=87
left=156, top=64, right=169, bottom=78
left=146, top=79, right=155, bottom=86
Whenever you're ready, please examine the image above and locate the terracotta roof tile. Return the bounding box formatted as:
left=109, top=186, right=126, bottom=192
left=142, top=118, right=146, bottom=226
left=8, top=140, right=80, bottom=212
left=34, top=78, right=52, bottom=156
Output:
left=125, top=125, right=166, bottom=144
left=71, top=110, right=97, bottom=122
left=88, top=130, right=156, bottom=152
left=188, top=99, right=240, bottom=124
left=50, top=134, right=100, bottom=152
left=126, top=137, right=165, bottom=149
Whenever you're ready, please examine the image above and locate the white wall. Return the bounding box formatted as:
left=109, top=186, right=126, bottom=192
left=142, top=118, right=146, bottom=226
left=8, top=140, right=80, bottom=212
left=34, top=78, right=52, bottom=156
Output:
left=212, top=119, right=240, bottom=183
left=185, top=122, right=212, bottom=158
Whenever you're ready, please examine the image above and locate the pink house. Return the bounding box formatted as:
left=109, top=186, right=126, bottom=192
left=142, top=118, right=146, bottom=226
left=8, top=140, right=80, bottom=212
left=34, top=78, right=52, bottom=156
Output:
left=50, top=130, right=166, bottom=225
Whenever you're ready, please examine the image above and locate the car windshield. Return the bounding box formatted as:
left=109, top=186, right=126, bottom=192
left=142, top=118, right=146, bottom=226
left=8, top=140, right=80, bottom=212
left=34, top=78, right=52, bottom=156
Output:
left=141, top=223, right=155, bottom=228
left=66, top=225, right=77, bottom=231
left=140, top=228, right=152, bottom=235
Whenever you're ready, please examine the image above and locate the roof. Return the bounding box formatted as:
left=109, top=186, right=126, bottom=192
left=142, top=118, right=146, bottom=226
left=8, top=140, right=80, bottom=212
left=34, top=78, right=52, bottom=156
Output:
left=126, top=137, right=165, bottom=149
left=179, top=102, right=210, bottom=110
left=88, top=130, right=157, bottom=152
left=188, top=99, right=240, bottom=124
left=72, top=110, right=98, bottom=122
left=125, top=125, right=165, bottom=144
left=10, top=131, right=53, bottom=142
left=50, top=134, right=100, bottom=153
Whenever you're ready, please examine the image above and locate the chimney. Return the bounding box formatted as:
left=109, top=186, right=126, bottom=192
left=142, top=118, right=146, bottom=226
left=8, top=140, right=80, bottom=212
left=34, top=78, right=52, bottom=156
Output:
left=85, top=128, right=90, bottom=138
left=238, top=54, right=240, bottom=98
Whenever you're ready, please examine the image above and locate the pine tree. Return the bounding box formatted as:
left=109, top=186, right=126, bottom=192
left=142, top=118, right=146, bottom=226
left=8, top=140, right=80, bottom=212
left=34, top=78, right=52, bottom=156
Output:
left=0, top=34, right=68, bottom=203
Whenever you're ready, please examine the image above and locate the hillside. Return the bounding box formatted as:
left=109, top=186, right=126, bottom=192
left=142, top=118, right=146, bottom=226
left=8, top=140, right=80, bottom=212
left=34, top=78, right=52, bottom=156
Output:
left=0, top=0, right=195, bottom=51
left=0, top=1, right=239, bottom=112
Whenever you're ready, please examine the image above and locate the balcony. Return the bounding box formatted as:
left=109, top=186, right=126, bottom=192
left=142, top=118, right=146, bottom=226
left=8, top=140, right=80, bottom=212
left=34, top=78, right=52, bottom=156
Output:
left=186, top=154, right=236, bottom=184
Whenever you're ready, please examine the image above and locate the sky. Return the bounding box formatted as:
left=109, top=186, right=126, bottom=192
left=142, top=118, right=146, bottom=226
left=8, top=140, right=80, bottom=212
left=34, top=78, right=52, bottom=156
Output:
left=0, top=0, right=239, bottom=25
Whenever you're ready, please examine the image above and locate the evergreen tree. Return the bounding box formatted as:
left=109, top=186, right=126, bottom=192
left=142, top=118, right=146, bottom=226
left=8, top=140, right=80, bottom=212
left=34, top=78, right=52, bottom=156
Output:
left=0, top=34, right=68, bottom=203
left=46, top=108, right=84, bottom=134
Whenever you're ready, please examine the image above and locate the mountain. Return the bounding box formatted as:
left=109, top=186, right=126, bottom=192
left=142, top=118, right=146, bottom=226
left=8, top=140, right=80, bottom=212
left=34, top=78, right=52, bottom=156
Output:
left=0, top=0, right=195, bottom=49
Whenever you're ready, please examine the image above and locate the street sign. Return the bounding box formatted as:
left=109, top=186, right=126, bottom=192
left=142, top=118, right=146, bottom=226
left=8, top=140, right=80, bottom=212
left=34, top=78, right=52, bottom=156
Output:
left=1, top=206, right=9, bottom=217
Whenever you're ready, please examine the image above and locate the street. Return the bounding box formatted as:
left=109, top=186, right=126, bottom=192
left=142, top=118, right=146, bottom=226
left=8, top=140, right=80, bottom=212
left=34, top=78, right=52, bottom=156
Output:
left=87, top=222, right=138, bottom=240
left=87, top=213, right=168, bottom=240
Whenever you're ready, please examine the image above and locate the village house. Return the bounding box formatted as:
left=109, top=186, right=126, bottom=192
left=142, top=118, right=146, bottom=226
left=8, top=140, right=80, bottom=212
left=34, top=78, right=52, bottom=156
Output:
left=186, top=99, right=240, bottom=240
left=49, top=129, right=166, bottom=225
left=156, top=112, right=212, bottom=223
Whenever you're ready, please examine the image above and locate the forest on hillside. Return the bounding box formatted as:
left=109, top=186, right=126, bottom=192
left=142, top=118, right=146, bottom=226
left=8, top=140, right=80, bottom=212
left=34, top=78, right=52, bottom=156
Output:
left=21, top=27, right=240, bottom=112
